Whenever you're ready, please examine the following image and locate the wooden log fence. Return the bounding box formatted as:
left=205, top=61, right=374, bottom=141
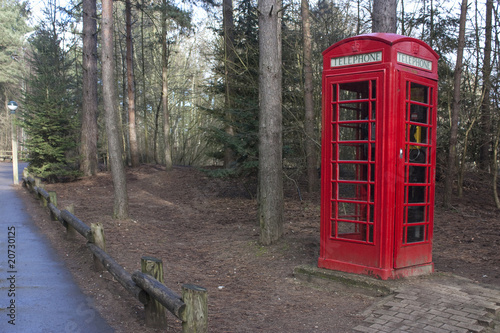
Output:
left=22, top=174, right=208, bottom=332
left=0, top=150, right=12, bottom=161
left=0, top=150, right=28, bottom=161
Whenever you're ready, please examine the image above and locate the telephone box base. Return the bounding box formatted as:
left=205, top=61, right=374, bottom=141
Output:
left=318, top=258, right=434, bottom=280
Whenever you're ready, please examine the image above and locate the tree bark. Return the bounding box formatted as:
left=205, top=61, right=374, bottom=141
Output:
left=258, top=0, right=283, bottom=245
left=372, top=0, right=397, bottom=33
left=80, top=0, right=98, bottom=176
left=223, top=0, right=235, bottom=168
left=162, top=0, right=173, bottom=170
left=126, top=0, right=140, bottom=167
left=102, top=0, right=129, bottom=219
left=141, top=0, right=149, bottom=163
left=443, top=0, right=467, bottom=208
left=301, top=0, right=318, bottom=192
left=479, top=0, right=493, bottom=172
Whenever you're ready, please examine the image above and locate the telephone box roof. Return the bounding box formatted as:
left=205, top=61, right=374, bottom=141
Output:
left=323, top=33, right=439, bottom=60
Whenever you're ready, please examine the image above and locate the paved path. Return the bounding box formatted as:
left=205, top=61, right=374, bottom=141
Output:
left=0, top=163, right=113, bottom=332
left=353, top=274, right=500, bottom=333
left=295, top=262, right=500, bottom=333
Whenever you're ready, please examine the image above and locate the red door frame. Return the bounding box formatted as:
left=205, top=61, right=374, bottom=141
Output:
left=319, top=69, right=397, bottom=278
left=394, top=72, right=437, bottom=268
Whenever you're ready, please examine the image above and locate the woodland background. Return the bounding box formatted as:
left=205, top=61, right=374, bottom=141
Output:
left=0, top=0, right=499, bottom=224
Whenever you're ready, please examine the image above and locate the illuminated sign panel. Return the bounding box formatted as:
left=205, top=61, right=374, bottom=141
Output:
left=397, top=52, right=432, bottom=71
left=331, top=52, right=382, bottom=67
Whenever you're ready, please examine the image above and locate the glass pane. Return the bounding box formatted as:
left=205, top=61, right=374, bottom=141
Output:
left=407, top=206, right=426, bottom=223
left=371, top=101, right=376, bottom=120
left=408, top=125, right=428, bottom=144
left=339, top=102, right=369, bottom=121
left=339, top=81, right=369, bottom=100
left=339, top=123, right=367, bottom=141
left=331, top=164, right=337, bottom=181
left=332, top=124, right=337, bottom=141
left=408, top=165, right=427, bottom=183
left=371, top=80, right=376, bottom=99
left=406, top=186, right=427, bottom=203
left=331, top=182, right=337, bottom=199
left=409, top=104, right=428, bottom=124
left=410, top=83, right=428, bottom=103
left=369, top=123, right=376, bottom=141
left=338, top=163, right=368, bottom=181
left=368, top=204, right=374, bottom=220
left=338, top=222, right=367, bottom=241
left=332, top=84, right=337, bottom=102
left=331, top=201, right=337, bottom=219
left=338, top=143, right=368, bottom=161
left=407, top=225, right=425, bottom=243
left=338, top=182, right=368, bottom=201
left=408, top=147, right=427, bottom=164
left=338, top=202, right=366, bottom=221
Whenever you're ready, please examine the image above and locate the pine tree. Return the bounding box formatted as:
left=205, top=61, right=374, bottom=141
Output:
left=20, top=27, right=79, bottom=181
left=0, top=0, right=31, bottom=85
left=205, top=0, right=260, bottom=175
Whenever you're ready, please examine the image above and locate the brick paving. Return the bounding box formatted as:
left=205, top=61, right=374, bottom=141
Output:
left=353, top=275, right=500, bottom=333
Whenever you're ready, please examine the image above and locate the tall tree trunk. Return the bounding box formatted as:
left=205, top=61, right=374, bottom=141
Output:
left=223, top=0, right=235, bottom=168
left=479, top=0, right=493, bottom=172
left=443, top=0, right=467, bottom=208
left=301, top=0, right=317, bottom=192
left=126, top=0, right=139, bottom=167
left=258, top=0, right=283, bottom=245
left=80, top=0, right=98, bottom=176
left=141, top=0, right=149, bottom=163
left=429, top=0, right=434, bottom=48
left=154, top=95, right=162, bottom=164
left=491, top=1, right=499, bottom=209
left=492, top=128, right=500, bottom=208
left=162, top=0, right=172, bottom=170
left=401, top=0, right=405, bottom=35
left=357, top=0, right=362, bottom=35
left=119, top=34, right=129, bottom=164
left=102, top=0, right=129, bottom=218
left=372, top=0, right=397, bottom=33
left=421, top=0, right=426, bottom=39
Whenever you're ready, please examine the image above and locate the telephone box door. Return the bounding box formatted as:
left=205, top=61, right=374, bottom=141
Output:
left=394, top=72, right=437, bottom=268
left=321, top=71, right=384, bottom=269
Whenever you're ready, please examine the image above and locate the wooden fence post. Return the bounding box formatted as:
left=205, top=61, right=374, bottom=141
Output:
left=22, top=169, right=29, bottom=188
left=65, top=204, right=78, bottom=240
left=41, top=191, right=48, bottom=207
left=34, top=177, right=43, bottom=202
left=49, top=192, right=58, bottom=221
left=26, top=177, right=33, bottom=192
left=141, top=256, right=167, bottom=328
left=181, top=284, right=208, bottom=333
left=90, top=223, right=106, bottom=272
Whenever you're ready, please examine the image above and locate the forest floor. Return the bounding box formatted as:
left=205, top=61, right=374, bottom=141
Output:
left=18, top=164, right=500, bottom=332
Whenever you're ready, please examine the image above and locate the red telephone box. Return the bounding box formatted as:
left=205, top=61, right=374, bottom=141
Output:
left=319, top=33, right=439, bottom=280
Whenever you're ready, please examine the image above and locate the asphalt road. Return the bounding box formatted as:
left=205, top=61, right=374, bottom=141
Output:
left=0, top=162, right=113, bottom=332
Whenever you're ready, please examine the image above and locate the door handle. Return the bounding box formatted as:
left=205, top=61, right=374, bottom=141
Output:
left=399, top=149, right=403, bottom=159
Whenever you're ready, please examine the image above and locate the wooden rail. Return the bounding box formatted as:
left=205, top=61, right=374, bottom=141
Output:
left=0, top=150, right=28, bottom=161
left=22, top=174, right=208, bottom=332
left=0, top=151, right=12, bottom=161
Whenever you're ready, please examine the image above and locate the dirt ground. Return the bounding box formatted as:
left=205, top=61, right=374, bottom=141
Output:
left=18, top=164, right=500, bottom=332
